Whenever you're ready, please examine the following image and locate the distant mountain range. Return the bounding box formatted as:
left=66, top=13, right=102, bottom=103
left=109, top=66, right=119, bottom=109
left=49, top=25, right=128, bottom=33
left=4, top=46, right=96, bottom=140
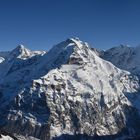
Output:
left=0, top=38, right=140, bottom=140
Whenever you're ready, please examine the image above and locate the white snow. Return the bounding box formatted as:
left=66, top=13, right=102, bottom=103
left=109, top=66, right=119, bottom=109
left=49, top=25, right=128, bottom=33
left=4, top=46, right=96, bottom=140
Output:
left=0, top=57, right=5, bottom=63
left=0, top=135, right=14, bottom=140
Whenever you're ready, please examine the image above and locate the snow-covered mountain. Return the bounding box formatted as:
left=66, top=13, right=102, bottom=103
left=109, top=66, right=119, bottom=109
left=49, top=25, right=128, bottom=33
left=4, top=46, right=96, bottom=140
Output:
left=103, top=44, right=140, bottom=75
left=0, top=38, right=140, bottom=140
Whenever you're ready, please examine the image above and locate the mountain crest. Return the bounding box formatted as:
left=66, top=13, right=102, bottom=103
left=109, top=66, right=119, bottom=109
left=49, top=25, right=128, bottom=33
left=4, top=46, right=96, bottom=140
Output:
left=10, top=44, right=31, bottom=58
left=66, top=37, right=89, bottom=49
left=41, top=38, right=94, bottom=70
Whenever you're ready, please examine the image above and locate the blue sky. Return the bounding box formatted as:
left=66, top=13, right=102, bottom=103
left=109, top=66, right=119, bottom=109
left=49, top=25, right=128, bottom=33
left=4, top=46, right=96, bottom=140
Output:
left=0, top=0, right=140, bottom=51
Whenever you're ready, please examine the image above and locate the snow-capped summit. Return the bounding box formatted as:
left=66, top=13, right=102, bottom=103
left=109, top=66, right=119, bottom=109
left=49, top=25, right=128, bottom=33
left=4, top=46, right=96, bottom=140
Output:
left=10, top=44, right=31, bottom=59
left=16, top=44, right=25, bottom=49
left=0, top=45, right=45, bottom=79
left=40, top=37, right=90, bottom=66
left=0, top=38, right=140, bottom=140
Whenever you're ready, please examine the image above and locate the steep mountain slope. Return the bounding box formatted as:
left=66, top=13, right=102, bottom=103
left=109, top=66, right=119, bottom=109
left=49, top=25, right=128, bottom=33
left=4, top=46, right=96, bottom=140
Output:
left=0, top=39, right=140, bottom=140
left=103, top=45, right=140, bottom=75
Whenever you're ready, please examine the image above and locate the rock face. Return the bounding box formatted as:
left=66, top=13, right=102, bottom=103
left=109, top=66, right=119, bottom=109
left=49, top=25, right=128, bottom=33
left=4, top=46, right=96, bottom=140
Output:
left=0, top=38, right=140, bottom=140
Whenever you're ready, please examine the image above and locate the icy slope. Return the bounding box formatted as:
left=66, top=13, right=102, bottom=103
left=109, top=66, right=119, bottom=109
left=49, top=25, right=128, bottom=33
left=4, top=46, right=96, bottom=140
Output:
left=103, top=44, right=140, bottom=75
left=0, top=38, right=140, bottom=140
left=0, top=135, right=14, bottom=140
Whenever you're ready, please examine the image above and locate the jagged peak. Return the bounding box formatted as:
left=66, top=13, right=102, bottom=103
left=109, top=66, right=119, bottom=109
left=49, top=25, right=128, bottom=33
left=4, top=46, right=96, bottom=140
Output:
left=10, top=44, right=31, bottom=58
left=48, top=38, right=85, bottom=55
left=62, top=38, right=90, bottom=52
left=13, top=44, right=28, bottom=52
left=66, top=37, right=88, bottom=45
left=48, top=38, right=92, bottom=58
left=66, top=37, right=81, bottom=43
left=41, top=38, right=99, bottom=69
left=17, top=44, right=25, bottom=49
